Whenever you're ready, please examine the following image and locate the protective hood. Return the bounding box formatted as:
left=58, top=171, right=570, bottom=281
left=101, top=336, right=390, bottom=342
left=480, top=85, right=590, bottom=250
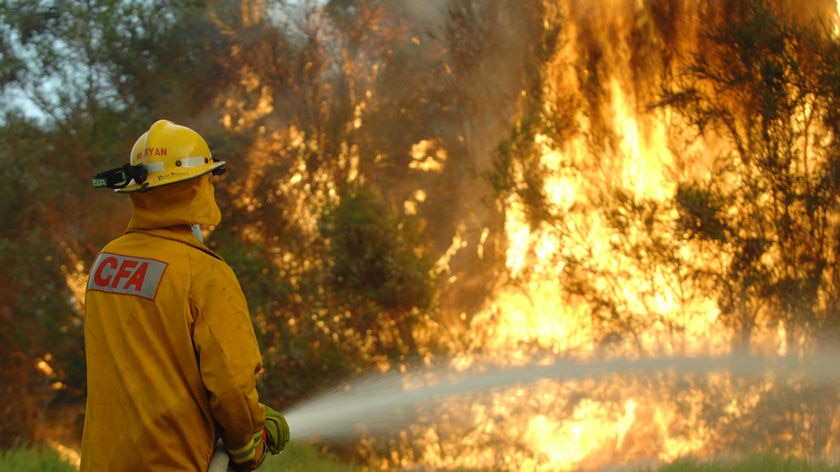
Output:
left=127, top=174, right=221, bottom=230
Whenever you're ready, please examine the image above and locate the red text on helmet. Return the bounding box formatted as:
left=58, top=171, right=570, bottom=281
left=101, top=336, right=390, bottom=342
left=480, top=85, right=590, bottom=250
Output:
left=135, top=147, right=168, bottom=161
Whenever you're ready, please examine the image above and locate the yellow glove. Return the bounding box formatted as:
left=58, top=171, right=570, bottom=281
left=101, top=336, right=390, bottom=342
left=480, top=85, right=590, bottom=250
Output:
left=263, top=404, right=290, bottom=454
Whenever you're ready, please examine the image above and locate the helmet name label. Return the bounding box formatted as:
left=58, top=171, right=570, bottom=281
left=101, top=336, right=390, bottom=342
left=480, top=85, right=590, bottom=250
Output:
left=87, top=253, right=167, bottom=300
left=135, top=147, right=168, bottom=161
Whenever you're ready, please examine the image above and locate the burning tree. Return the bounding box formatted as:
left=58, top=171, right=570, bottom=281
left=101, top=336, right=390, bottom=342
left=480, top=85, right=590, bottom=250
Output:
left=659, top=0, right=840, bottom=352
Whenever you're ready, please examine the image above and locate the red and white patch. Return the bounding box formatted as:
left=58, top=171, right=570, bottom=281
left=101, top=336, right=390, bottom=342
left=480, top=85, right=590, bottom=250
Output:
left=87, top=253, right=167, bottom=300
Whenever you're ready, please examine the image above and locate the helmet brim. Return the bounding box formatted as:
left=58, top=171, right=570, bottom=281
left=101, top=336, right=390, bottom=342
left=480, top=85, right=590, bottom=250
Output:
left=116, top=160, right=226, bottom=193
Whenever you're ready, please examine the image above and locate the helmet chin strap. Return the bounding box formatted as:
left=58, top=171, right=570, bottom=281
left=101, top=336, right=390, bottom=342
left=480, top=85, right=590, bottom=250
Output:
left=191, top=224, right=204, bottom=243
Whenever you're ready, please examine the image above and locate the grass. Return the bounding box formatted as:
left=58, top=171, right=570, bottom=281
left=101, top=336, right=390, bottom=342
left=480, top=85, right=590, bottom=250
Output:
left=0, top=441, right=363, bottom=472
left=0, top=446, right=77, bottom=472
left=4, top=445, right=840, bottom=471
left=261, top=441, right=361, bottom=471
left=650, top=454, right=840, bottom=472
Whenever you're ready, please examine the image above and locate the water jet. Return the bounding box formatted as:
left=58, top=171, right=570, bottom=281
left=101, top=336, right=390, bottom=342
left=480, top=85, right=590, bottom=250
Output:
left=284, top=351, right=840, bottom=445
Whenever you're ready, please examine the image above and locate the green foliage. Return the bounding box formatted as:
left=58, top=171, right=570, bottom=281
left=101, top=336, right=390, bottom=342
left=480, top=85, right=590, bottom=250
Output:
left=214, top=184, right=438, bottom=406
left=0, top=447, right=77, bottom=472
left=321, top=186, right=434, bottom=313
left=319, top=186, right=435, bottom=357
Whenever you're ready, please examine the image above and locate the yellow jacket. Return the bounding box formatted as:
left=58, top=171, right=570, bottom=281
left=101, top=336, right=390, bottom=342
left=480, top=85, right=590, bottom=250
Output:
left=82, top=175, right=265, bottom=471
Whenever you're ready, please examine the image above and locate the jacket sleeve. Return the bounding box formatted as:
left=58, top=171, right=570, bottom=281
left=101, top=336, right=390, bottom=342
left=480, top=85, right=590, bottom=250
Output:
left=191, top=257, right=266, bottom=460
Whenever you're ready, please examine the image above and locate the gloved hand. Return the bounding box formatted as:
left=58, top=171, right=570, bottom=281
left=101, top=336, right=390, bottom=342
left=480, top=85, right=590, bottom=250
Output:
left=263, top=404, right=290, bottom=454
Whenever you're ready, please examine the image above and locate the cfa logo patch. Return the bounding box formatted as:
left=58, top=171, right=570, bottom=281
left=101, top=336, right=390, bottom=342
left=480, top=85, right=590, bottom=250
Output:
left=87, top=253, right=167, bottom=300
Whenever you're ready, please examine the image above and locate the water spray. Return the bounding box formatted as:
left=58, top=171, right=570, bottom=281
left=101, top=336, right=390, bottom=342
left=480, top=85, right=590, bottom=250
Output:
left=282, top=351, right=840, bottom=441
left=209, top=351, right=839, bottom=472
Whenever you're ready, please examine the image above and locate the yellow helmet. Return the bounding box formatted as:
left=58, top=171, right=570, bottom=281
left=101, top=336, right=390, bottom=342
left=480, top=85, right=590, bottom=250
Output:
left=92, top=120, right=225, bottom=193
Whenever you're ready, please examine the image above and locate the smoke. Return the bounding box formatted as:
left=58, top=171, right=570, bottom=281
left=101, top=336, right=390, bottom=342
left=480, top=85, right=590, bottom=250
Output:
left=402, top=0, right=448, bottom=25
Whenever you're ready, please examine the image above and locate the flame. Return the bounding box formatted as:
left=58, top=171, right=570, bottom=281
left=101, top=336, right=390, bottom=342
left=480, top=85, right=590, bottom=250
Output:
left=232, top=0, right=840, bottom=469
left=407, top=1, right=838, bottom=469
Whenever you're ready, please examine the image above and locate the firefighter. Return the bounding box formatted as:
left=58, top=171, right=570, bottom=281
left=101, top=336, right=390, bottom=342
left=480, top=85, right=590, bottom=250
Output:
left=82, top=120, right=289, bottom=471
